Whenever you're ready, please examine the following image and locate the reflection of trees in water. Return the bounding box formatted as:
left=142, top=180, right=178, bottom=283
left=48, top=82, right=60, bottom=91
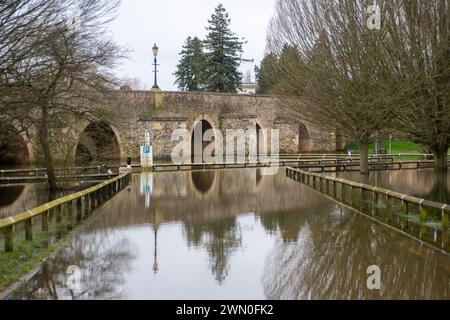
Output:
left=183, top=217, right=242, bottom=284
left=426, top=172, right=450, bottom=204
left=338, top=170, right=450, bottom=202
left=259, top=210, right=307, bottom=243
left=16, top=230, right=137, bottom=300
left=262, top=206, right=450, bottom=299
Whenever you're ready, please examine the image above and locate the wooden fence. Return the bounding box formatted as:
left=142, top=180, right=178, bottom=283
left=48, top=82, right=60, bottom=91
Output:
left=0, top=172, right=131, bottom=253
left=286, top=167, right=450, bottom=252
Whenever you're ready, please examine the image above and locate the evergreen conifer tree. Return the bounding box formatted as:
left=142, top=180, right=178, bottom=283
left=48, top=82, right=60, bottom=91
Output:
left=204, top=4, right=245, bottom=93
left=174, top=36, right=207, bottom=91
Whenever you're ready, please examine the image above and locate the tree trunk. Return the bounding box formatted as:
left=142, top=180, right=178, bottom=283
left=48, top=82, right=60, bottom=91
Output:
left=335, top=129, right=344, bottom=151
left=38, top=106, right=58, bottom=191
left=359, top=142, right=369, bottom=175
left=434, top=147, right=448, bottom=173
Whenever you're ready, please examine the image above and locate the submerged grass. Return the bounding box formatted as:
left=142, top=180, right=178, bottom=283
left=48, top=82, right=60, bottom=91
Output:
left=0, top=217, right=76, bottom=294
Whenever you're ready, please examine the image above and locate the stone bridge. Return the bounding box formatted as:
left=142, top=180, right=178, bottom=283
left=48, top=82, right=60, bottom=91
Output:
left=0, top=90, right=338, bottom=166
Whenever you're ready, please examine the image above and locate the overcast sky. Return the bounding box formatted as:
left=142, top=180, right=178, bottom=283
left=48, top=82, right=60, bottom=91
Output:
left=109, top=0, right=277, bottom=90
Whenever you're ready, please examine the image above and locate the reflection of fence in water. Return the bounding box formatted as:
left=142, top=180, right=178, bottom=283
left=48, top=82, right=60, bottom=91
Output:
left=286, top=167, right=450, bottom=253
left=0, top=173, right=131, bottom=254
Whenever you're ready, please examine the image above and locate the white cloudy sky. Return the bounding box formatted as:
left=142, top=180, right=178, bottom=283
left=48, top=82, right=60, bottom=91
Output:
left=109, top=0, right=277, bottom=90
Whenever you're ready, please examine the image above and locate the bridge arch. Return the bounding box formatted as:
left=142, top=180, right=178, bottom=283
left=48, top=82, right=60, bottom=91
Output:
left=75, top=121, right=122, bottom=166
left=0, top=124, right=32, bottom=165
left=190, top=115, right=219, bottom=163
left=298, top=123, right=312, bottom=152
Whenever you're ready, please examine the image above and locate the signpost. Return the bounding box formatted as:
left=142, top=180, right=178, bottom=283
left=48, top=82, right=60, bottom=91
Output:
left=141, top=129, right=153, bottom=169
left=140, top=145, right=153, bottom=169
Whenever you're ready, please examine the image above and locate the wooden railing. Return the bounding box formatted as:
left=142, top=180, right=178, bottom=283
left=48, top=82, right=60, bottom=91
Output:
left=0, top=172, right=131, bottom=253
left=286, top=167, right=450, bottom=252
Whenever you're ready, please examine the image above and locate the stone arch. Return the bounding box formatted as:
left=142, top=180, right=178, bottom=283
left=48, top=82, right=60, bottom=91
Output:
left=0, top=124, right=32, bottom=165
left=255, top=120, right=269, bottom=157
left=190, top=115, right=219, bottom=163
left=298, top=123, right=313, bottom=152
left=75, top=121, right=122, bottom=166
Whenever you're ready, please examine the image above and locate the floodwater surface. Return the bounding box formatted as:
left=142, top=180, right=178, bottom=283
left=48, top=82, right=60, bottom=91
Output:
left=11, top=168, right=450, bottom=299
left=335, top=169, right=450, bottom=203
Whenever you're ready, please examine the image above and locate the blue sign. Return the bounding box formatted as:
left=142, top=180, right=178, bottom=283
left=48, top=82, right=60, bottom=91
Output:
left=143, top=146, right=151, bottom=154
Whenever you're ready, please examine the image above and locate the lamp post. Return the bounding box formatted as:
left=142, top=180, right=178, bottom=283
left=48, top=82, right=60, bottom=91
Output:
left=152, top=43, right=159, bottom=90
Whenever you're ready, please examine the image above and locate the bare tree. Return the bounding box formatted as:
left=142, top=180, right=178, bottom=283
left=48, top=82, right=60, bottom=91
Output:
left=267, top=0, right=398, bottom=174
left=0, top=0, right=125, bottom=190
left=382, top=0, right=450, bottom=172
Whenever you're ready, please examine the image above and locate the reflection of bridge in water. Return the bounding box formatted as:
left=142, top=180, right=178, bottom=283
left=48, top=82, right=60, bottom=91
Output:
left=11, top=167, right=450, bottom=300
left=88, top=169, right=327, bottom=229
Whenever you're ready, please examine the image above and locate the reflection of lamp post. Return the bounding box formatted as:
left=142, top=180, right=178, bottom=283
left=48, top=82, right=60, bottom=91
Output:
left=153, top=228, right=158, bottom=273
left=152, top=209, right=162, bottom=274
left=152, top=43, right=159, bottom=89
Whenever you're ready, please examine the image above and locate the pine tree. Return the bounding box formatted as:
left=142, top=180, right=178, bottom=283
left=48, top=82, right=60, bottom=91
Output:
left=174, top=36, right=207, bottom=91
left=255, top=53, right=279, bottom=94
left=204, top=4, right=245, bottom=93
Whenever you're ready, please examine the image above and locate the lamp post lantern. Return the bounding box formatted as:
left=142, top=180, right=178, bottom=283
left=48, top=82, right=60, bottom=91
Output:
left=152, top=43, right=159, bottom=89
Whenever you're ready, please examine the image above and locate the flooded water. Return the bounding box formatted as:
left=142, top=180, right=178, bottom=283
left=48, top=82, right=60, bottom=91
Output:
left=0, top=183, right=52, bottom=218
left=335, top=169, right=450, bottom=203
left=11, top=168, right=450, bottom=300
left=0, top=182, right=98, bottom=218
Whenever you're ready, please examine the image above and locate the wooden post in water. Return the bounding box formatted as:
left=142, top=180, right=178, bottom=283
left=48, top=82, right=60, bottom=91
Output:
left=442, top=209, right=449, bottom=248
left=386, top=194, right=392, bottom=221
left=333, top=181, right=337, bottom=198
left=25, top=218, right=33, bottom=241
left=84, top=196, right=90, bottom=217
left=401, top=199, right=409, bottom=230
left=373, top=191, right=378, bottom=216
left=67, top=200, right=74, bottom=229
left=89, top=192, right=95, bottom=211
left=361, top=188, right=366, bottom=212
left=420, top=204, right=427, bottom=238
left=76, top=198, right=82, bottom=223
left=351, top=186, right=357, bottom=207
left=4, top=225, right=13, bottom=252
left=42, top=210, right=49, bottom=231
left=341, top=183, right=346, bottom=203
left=55, top=204, right=62, bottom=224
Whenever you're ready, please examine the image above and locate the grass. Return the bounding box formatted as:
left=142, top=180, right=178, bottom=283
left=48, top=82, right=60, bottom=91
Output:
left=0, top=216, right=75, bottom=294
left=346, top=140, right=424, bottom=154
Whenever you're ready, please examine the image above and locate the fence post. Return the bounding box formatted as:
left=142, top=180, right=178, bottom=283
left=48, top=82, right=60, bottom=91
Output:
left=401, top=200, right=409, bottom=230
left=419, top=204, right=427, bottom=238
left=373, top=191, right=378, bottom=215
left=96, top=190, right=102, bottom=206
left=42, top=210, right=49, bottom=231
left=67, top=200, right=74, bottom=229
left=4, top=225, right=13, bottom=252
left=341, top=183, right=346, bottom=203
left=361, top=188, right=366, bottom=212
left=333, top=181, right=337, bottom=198
left=76, top=198, right=82, bottom=223
left=84, top=196, right=90, bottom=216
left=55, top=204, right=62, bottom=224
left=25, top=218, right=33, bottom=241
left=351, top=186, right=357, bottom=206
left=386, top=194, right=392, bottom=221
left=442, top=209, right=449, bottom=249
